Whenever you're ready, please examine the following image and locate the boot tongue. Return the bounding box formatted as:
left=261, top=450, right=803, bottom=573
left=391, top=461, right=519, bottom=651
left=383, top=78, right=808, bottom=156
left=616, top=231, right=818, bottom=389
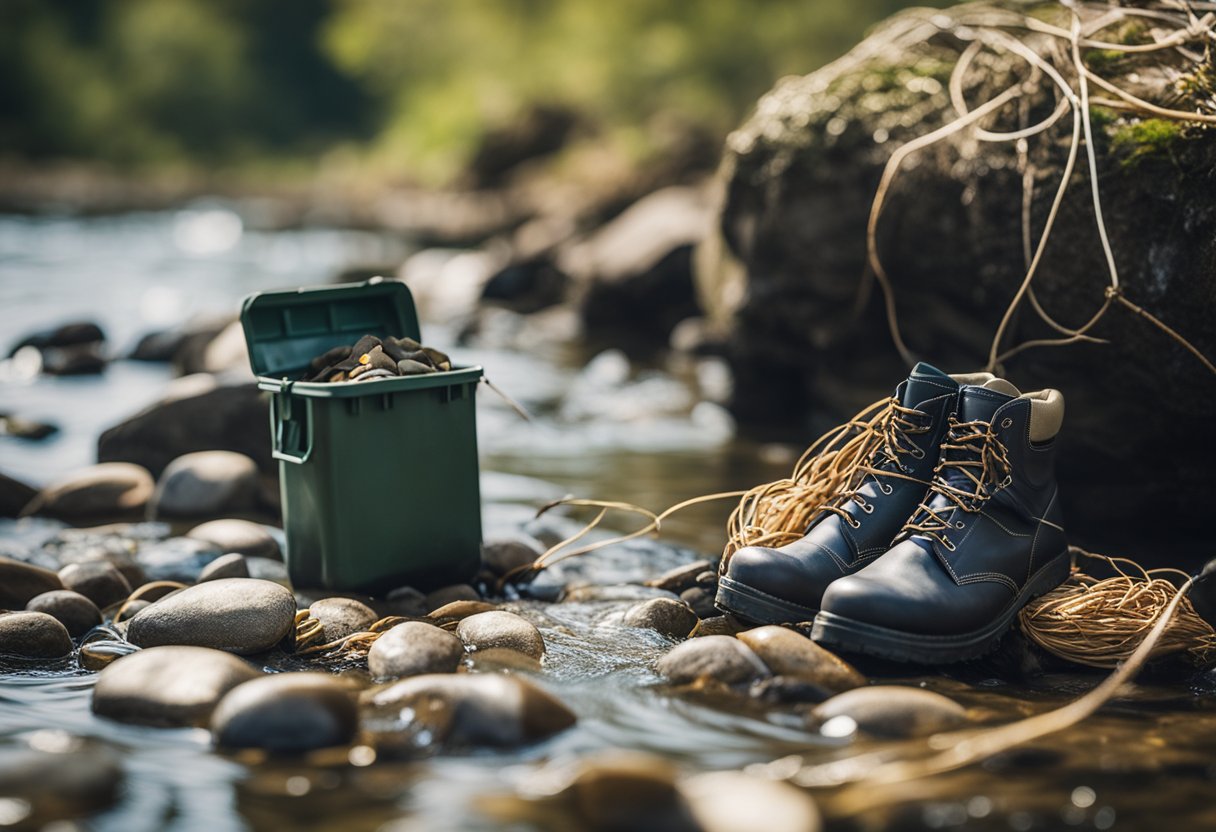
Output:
left=958, top=378, right=1021, bottom=424
left=900, top=362, right=956, bottom=408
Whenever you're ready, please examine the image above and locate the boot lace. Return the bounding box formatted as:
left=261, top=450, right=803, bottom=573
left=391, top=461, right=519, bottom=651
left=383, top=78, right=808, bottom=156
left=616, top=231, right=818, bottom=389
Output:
left=901, top=415, right=1012, bottom=551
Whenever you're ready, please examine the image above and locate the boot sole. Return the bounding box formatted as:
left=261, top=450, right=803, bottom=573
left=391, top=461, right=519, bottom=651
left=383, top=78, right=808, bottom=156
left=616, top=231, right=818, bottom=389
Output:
left=811, top=550, right=1071, bottom=664
left=715, top=576, right=819, bottom=625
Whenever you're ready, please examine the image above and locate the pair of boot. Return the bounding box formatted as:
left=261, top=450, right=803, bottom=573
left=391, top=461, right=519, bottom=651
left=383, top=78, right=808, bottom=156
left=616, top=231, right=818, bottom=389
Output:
left=716, top=363, right=1070, bottom=664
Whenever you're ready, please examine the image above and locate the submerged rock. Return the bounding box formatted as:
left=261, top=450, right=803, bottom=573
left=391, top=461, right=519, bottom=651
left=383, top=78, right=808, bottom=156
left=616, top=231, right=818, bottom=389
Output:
left=736, top=626, right=865, bottom=693
left=0, top=738, right=123, bottom=822
left=810, top=685, right=967, bottom=739
left=211, top=672, right=358, bottom=753
left=57, top=561, right=131, bottom=609
left=186, top=519, right=281, bottom=560
left=151, top=451, right=260, bottom=519
left=624, top=598, right=699, bottom=640
left=125, top=578, right=295, bottom=655
left=21, top=463, right=154, bottom=524
left=0, top=556, right=63, bottom=608
left=456, top=610, right=546, bottom=659
left=92, top=645, right=261, bottom=727
left=367, top=621, right=465, bottom=680
left=0, top=611, right=73, bottom=659
left=657, top=635, right=770, bottom=686
left=25, top=590, right=101, bottom=639
left=198, top=553, right=250, bottom=582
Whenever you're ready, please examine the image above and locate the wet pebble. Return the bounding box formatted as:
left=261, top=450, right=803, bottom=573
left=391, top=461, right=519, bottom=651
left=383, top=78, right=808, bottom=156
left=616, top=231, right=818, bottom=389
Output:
left=25, top=590, right=101, bottom=638
left=58, top=560, right=131, bottom=609
left=0, top=556, right=63, bottom=608
left=690, top=615, right=748, bottom=638
left=0, top=611, right=74, bottom=659
left=480, top=537, right=543, bottom=576
left=425, top=584, right=481, bottom=611
left=20, top=462, right=154, bottom=523
left=679, top=586, right=719, bottom=619
left=198, top=552, right=250, bottom=582
left=645, top=559, right=716, bottom=594
left=186, top=519, right=281, bottom=560
left=151, top=451, right=260, bottom=519
left=378, top=586, right=429, bottom=617
left=92, top=645, right=262, bottom=727
left=810, top=685, right=967, bottom=739
left=368, top=621, right=465, bottom=679
left=736, top=626, right=864, bottom=693
left=680, top=770, right=822, bottom=832
left=126, top=578, right=295, bottom=655
left=0, top=737, right=123, bottom=823
left=211, top=672, right=358, bottom=753
left=456, top=610, right=545, bottom=659
left=308, top=597, right=378, bottom=642
left=363, top=673, right=575, bottom=748
left=623, top=597, right=699, bottom=639
left=657, top=635, right=770, bottom=686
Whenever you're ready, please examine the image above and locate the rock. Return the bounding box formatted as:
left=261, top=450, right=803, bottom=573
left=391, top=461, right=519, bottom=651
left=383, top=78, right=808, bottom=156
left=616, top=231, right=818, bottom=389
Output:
left=468, top=104, right=579, bottom=187
left=480, top=255, right=571, bottom=313
left=21, top=463, right=154, bottom=524
left=680, top=771, right=822, bottom=832
left=0, top=556, right=63, bottom=608
left=0, top=611, right=73, bottom=659
left=363, top=673, right=576, bottom=748
left=97, top=383, right=272, bottom=478
left=116, top=599, right=151, bottom=621
left=657, top=635, right=770, bottom=686
left=0, top=413, right=59, bottom=440
left=186, top=519, right=281, bottom=560
left=151, top=451, right=260, bottom=519
left=211, top=672, right=358, bottom=752
left=39, top=343, right=107, bottom=375
left=480, top=537, right=543, bottom=577
left=368, top=621, right=465, bottom=679
left=736, top=626, right=865, bottom=693
left=644, top=559, right=716, bottom=594
left=810, top=686, right=967, bottom=739
left=690, top=615, right=749, bottom=638
left=0, top=739, right=122, bottom=822
left=8, top=321, right=104, bottom=355
left=678, top=586, right=719, bottom=619
left=134, top=537, right=222, bottom=583
left=125, top=578, right=295, bottom=655
left=377, top=585, right=429, bottom=618
left=623, top=598, right=699, bottom=640
left=57, top=561, right=131, bottom=609
left=711, top=3, right=1216, bottom=563
left=198, top=553, right=250, bottom=582
left=25, top=590, right=101, bottom=638
left=0, top=471, right=37, bottom=518
left=425, top=584, right=481, bottom=611
left=307, top=597, right=378, bottom=642
left=428, top=600, right=498, bottom=625
left=456, top=610, right=545, bottom=659
left=91, top=645, right=261, bottom=727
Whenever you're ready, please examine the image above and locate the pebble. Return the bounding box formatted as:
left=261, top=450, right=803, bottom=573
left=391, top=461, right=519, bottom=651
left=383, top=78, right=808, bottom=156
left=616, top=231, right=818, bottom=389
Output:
left=679, top=586, right=719, bottom=618
left=58, top=561, right=132, bottom=609
left=368, top=621, right=465, bottom=679
left=0, top=556, right=63, bottom=608
left=480, top=537, right=543, bottom=576
left=150, top=451, right=260, bottom=519
left=644, top=559, right=716, bottom=594
left=378, top=585, right=429, bottom=618
left=0, top=611, right=74, bottom=659
left=92, top=645, right=262, bottom=727
left=0, top=738, right=123, bottom=823
left=308, top=597, right=379, bottom=642
left=425, top=584, right=481, bottom=611
left=25, top=590, right=101, bottom=638
left=690, top=615, right=749, bottom=638
left=456, top=610, right=546, bottom=659
left=736, top=626, right=865, bottom=693
left=623, top=598, right=699, bottom=639
left=680, top=771, right=822, bottom=832
left=363, top=673, right=575, bottom=748
left=198, top=553, right=250, bottom=582
left=211, top=672, right=358, bottom=752
left=186, top=519, right=281, bottom=560
left=126, top=578, right=296, bottom=655
left=134, top=537, right=222, bottom=582
left=20, top=463, right=154, bottom=522
left=810, top=686, right=968, bottom=739
left=656, top=635, right=771, bottom=686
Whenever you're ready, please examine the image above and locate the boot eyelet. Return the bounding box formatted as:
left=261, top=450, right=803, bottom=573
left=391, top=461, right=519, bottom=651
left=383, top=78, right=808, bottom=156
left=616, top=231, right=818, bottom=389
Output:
left=910, top=448, right=925, bottom=459
left=1000, top=475, right=1013, bottom=488
left=955, top=521, right=965, bottom=529
left=879, top=483, right=893, bottom=495
left=861, top=503, right=874, bottom=514
left=1000, top=417, right=1013, bottom=428
left=943, top=539, right=956, bottom=552
left=847, top=517, right=861, bottom=529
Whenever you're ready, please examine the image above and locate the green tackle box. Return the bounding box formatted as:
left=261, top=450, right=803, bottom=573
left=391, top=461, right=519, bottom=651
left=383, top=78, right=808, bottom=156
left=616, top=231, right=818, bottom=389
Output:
left=240, top=278, right=483, bottom=594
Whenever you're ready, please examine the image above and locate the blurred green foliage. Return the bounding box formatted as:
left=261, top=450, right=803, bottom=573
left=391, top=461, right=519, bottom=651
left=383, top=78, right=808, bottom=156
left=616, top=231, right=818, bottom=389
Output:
left=1, top=0, right=928, bottom=183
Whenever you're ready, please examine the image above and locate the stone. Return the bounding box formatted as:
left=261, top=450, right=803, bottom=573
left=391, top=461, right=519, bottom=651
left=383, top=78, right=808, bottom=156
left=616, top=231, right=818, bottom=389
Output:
left=308, top=597, right=378, bottom=642
left=468, top=103, right=579, bottom=187
left=480, top=254, right=571, bottom=313
left=425, top=584, right=481, bottom=611
left=0, top=556, right=63, bottom=609
left=690, top=615, right=749, bottom=639
left=0, top=611, right=73, bottom=659
left=456, top=610, right=545, bottom=659
left=810, top=686, right=968, bottom=739
left=0, top=471, right=37, bottom=518
left=151, top=451, right=260, bottom=519
left=736, top=626, right=865, bottom=693
left=710, top=3, right=1216, bottom=564
left=480, top=537, right=543, bottom=577
left=0, top=739, right=122, bottom=822
left=0, top=413, right=58, bottom=440
left=135, top=537, right=223, bottom=583
left=58, top=561, right=131, bottom=609
left=678, top=586, right=718, bottom=619
left=8, top=321, right=104, bottom=354
left=623, top=598, right=699, bottom=640
left=377, top=586, right=429, bottom=618
left=25, top=590, right=101, bottom=639
left=125, top=578, right=296, bottom=655
left=211, top=672, right=358, bottom=753
left=91, top=645, right=261, bottom=727
left=20, top=463, right=154, bottom=524
left=368, top=621, right=465, bottom=680
left=657, top=635, right=770, bottom=686
left=198, top=553, right=250, bottom=582
left=186, top=519, right=281, bottom=560
left=363, top=673, right=576, bottom=748
left=428, top=600, right=498, bottom=625
left=98, top=383, right=272, bottom=478
left=644, top=559, right=716, bottom=594
left=680, top=771, right=822, bottom=832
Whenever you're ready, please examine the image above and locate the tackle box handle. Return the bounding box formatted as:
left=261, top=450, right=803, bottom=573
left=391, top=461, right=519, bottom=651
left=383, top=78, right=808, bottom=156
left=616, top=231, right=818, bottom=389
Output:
left=270, top=380, right=313, bottom=464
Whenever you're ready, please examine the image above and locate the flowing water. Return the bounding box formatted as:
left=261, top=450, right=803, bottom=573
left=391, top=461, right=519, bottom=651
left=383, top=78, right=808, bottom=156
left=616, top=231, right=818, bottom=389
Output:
left=1, top=209, right=1214, bottom=831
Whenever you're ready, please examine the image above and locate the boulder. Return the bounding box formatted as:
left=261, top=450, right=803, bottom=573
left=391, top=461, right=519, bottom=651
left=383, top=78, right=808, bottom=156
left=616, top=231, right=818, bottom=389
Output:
left=150, top=451, right=260, bottom=519
left=125, top=578, right=295, bottom=655
left=25, top=590, right=102, bottom=638
left=211, top=672, right=358, bottom=752
left=367, top=621, right=465, bottom=679
left=0, top=611, right=74, bottom=659
left=21, top=463, right=154, bottom=524
left=710, top=3, right=1216, bottom=563
left=92, top=645, right=261, bottom=727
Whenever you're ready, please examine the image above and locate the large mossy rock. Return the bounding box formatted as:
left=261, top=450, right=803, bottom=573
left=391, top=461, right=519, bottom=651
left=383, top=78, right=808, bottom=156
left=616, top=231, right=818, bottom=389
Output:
left=708, top=4, right=1216, bottom=564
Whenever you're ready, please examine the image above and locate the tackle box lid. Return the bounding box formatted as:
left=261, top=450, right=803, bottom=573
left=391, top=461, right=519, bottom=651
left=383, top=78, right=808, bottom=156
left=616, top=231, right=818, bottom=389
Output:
left=240, top=277, right=422, bottom=380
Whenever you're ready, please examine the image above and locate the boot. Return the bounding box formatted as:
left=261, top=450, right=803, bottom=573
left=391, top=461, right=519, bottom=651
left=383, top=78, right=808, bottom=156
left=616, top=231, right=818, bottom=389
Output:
left=715, top=363, right=994, bottom=624
left=813, top=378, right=1070, bottom=663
